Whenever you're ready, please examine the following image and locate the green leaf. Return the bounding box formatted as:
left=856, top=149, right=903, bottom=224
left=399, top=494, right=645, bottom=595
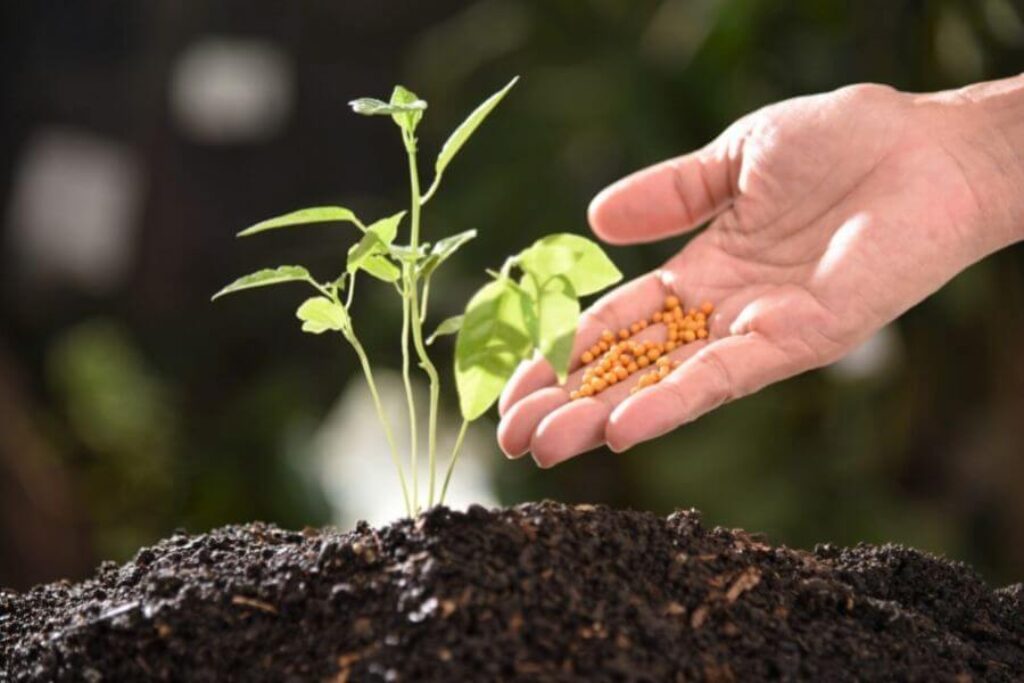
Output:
left=347, top=233, right=384, bottom=274
left=361, top=255, right=401, bottom=282
left=347, top=212, right=405, bottom=277
left=419, top=229, right=477, bottom=279
left=455, top=278, right=535, bottom=421
left=519, top=233, right=622, bottom=296
left=237, top=207, right=359, bottom=237
left=367, top=211, right=405, bottom=245
left=349, top=97, right=427, bottom=117
left=525, top=275, right=579, bottom=383
left=389, top=85, right=425, bottom=134
left=434, top=76, right=518, bottom=180
left=427, top=315, right=464, bottom=345
left=211, top=266, right=313, bottom=301
left=517, top=244, right=577, bottom=279
left=390, top=243, right=430, bottom=263
left=296, top=296, right=350, bottom=334
left=425, top=317, right=466, bottom=348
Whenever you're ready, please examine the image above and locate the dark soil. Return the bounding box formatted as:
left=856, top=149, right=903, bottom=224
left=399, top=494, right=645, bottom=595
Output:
left=2, top=502, right=1022, bottom=682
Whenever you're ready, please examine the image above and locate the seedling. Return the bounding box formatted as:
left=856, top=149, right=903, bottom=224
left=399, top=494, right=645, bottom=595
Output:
left=214, top=78, right=622, bottom=516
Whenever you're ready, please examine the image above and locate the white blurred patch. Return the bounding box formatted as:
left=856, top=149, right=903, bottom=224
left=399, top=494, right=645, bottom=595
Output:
left=6, top=128, right=142, bottom=292
left=828, top=325, right=901, bottom=382
left=170, top=38, right=293, bottom=144
left=313, top=370, right=498, bottom=526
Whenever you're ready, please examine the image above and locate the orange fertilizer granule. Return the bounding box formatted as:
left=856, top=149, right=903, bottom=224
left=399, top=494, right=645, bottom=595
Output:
left=569, top=297, right=713, bottom=400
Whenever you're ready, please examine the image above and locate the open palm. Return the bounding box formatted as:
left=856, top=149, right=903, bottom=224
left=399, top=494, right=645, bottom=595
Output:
left=497, top=83, right=1002, bottom=467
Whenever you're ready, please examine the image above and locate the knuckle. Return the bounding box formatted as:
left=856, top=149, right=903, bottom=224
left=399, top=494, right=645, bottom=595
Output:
left=835, top=82, right=897, bottom=104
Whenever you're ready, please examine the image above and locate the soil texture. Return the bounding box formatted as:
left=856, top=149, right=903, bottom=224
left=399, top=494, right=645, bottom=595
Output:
left=2, top=502, right=1022, bottom=682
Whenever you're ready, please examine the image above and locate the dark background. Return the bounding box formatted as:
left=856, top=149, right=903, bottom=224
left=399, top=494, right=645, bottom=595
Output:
left=2, top=0, right=1024, bottom=590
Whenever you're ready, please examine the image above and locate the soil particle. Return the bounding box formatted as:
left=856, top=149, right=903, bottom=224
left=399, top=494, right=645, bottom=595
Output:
left=2, top=502, right=1022, bottom=681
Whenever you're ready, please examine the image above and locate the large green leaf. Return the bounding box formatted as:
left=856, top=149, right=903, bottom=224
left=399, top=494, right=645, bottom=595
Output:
left=434, top=77, right=518, bottom=180
left=389, top=85, right=424, bottom=134
left=237, top=207, right=359, bottom=237
left=517, top=243, right=577, bottom=279
left=523, top=275, right=579, bottom=383
left=211, top=266, right=313, bottom=301
left=296, top=296, right=350, bottom=334
left=519, top=233, right=622, bottom=296
left=455, top=278, right=535, bottom=421
left=418, top=229, right=477, bottom=280
left=427, top=315, right=464, bottom=345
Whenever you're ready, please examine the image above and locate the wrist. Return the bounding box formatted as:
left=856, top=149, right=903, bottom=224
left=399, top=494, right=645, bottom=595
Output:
left=921, top=74, right=1024, bottom=254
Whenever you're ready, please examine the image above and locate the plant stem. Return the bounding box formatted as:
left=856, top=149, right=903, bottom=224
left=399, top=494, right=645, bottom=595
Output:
left=420, top=173, right=441, bottom=205
left=399, top=286, right=419, bottom=514
left=439, top=419, right=469, bottom=506
left=419, top=278, right=431, bottom=323
left=347, top=332, right=412, bottom=516
left=345, top=274, right=357, bottom=309
left=404, top=133, right=442, bottom=508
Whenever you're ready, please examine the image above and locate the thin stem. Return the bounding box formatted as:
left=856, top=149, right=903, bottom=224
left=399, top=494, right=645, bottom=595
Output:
left=399, top=284, right=419, bottom=514
left=411, top=287, right=440, bottom=508
left=347, top=333, right=412, bottom=516
left=420, top=172, right=441, bottom=205
left=345, top=274, right=357, bottom=309
left=306, top=277, right=334, bottom=300
left=439, top=419, right=469, bottom=506
left=419, top=278, right=431, bottom=323
left=405, top=137, right=442, bottom=508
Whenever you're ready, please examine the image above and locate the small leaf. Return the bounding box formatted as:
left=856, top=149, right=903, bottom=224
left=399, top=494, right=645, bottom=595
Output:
left=390, top=85, right=425, bottom=133
left=347, top=233, right=384, bottom=274
left=390, top=243, right=430, bottom=263
left=296, top=296, right=349, bottom=334
left=520, top=233, right=622, bottom=296
left=237, top=207, right=359, bottom=237
left=427, top=315, right=464, bottom=345
left=212, top=266, right=313, bottom=301
left=347, top=212, right=406, bottom=276
left=361, top=254, right=401, bottom=282
left=367, top=211, right=406, bottom=246
left=527, top=275, right=579, bottom=383
left=349, top=97, right=427, bottom=117
left=419, top=229, right=477, bottom=279
left=455, top=278, right=535, bottom=421
left=434, top=77, right=518, bottom=180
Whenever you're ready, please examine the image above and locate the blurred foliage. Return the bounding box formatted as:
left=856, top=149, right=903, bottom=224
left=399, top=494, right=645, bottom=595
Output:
left=2, top=0, right=1023, bottom=588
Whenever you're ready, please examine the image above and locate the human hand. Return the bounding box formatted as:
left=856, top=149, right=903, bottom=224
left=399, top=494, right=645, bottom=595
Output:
left=498, top=80, right=1024, bottom=467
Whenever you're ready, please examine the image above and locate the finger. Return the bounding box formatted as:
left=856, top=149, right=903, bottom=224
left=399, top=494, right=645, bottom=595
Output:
left=588, top=134, right=738, bottom=245
left=530, top=399, right=610, bottom=468
left=498, top=272, right=671, bottom=416
left=527, top=339, right=709, bottom=468
left=497, top=387, right=568, bottom=458
left=605, top=333, right=806, bottom=452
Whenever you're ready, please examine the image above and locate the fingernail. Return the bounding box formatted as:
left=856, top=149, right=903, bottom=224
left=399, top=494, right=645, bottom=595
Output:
left=607, top=438, right=632, bottom=454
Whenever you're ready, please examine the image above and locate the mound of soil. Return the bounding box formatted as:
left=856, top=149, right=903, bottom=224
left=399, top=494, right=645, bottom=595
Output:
left=2, top=502, right=1022, bottom=682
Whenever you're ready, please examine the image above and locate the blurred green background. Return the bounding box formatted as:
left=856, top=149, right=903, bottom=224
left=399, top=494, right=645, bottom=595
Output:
left=2, top=0, right=1024, bottom=590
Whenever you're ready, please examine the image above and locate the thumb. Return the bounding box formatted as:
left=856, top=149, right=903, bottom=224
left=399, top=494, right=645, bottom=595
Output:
left=588, top=131, right=739, bottom=245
